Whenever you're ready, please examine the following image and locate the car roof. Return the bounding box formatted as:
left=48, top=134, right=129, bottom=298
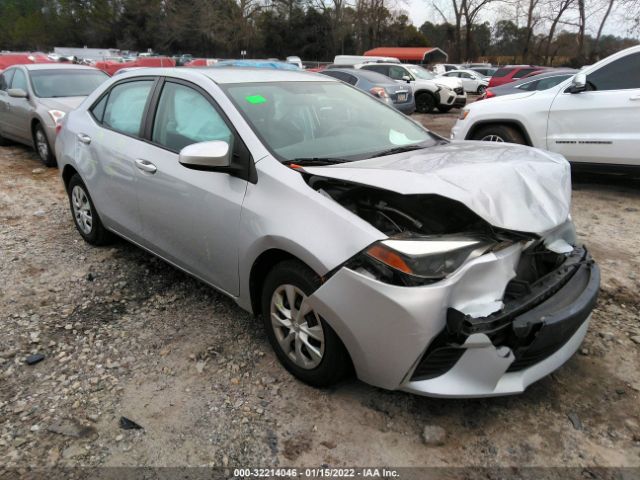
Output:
left=22, top=64, right=102, bottom=71
left=323, top=67, right=395, bottom=84
left=113, top=67, right=335, bottom=84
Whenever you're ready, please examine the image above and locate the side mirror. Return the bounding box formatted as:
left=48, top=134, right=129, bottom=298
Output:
left=8, top=88, right=28, bottom=99
left=179, top=140, right=231, bottom=170
left=569, top=73, right=587, bottom=94
left=402, top=75, right=411, bottom=83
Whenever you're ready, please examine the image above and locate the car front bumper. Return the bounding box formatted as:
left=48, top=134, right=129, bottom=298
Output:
left=308, top=243, right=599, bottom=398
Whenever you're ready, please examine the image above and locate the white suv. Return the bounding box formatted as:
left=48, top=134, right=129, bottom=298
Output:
left=451, top=46, right=640, bottom=169
left=358, top=63, right=466, bottom=113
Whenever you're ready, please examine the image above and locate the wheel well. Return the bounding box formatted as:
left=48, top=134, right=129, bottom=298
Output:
left=415, top=89, right=436, bottom=100
left=466, top=121, right=532, bottom=146
left=30, top=118, right=41, bottom=140
left=61, top=165, right=78, bottom=191
left=249, top=249, right=313, bottom=316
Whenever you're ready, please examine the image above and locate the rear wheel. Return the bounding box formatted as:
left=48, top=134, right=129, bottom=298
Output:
left=472, top=124, right=526, bottom=144
left=67, top=174, right=113, bottom=245
left=261, top=260, right=351, bottom=387
left=415, top=92, right=436, bottom=113
left=477, top=85, right=486, bottom=95
left=33, top=123, right=56, bottom=167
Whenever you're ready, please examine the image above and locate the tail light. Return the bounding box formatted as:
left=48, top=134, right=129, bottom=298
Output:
left=370, top=87, right=389, bottom=99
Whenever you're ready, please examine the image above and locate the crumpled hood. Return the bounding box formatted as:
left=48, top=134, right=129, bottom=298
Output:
left=37, top=96, right=86, bottom=112
left=302, top=141, right=571, bottom=234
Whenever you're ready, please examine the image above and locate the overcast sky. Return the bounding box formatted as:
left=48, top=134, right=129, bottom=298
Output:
left=403, top=0, right=639, bottom=39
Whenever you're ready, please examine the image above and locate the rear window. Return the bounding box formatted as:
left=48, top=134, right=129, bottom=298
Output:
left=513, top=68, right=537, bottom=78
left=492, top=68, right=513, bottom=78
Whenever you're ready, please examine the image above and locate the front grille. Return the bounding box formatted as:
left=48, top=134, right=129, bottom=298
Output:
left=454, top=87, right=464, bottom=95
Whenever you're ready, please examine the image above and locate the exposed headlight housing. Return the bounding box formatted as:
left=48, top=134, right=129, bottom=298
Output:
left=48, top=110, right=66, bottom=125
left=348, top=235, right=497, bottom=286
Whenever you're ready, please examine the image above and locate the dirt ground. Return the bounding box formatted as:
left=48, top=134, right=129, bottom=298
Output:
left=1, top=107, right=639, bottom=475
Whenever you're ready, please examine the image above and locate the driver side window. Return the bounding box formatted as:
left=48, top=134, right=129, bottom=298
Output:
left=152, top=82, right=233, bottom=152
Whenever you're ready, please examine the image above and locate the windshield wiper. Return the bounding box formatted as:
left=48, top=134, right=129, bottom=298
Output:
left=283, top=157, right=351, bottom=166
left=371, top=143, right=430, bottom=158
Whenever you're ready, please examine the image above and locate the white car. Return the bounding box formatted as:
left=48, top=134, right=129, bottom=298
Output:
left=452, top=45, right=640, bottom=170
left=439, top=69, right=489, bottom=94
left=358, top=63, right=466, bottom=113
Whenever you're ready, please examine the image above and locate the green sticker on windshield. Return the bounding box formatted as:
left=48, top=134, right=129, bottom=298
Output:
left=246, top=94, right=266, bottom=104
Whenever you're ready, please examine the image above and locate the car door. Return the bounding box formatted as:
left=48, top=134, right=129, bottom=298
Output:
left=547, top=52, right=640, bottom=165
left=134, top=79, right=249, bottom=295
left=78, top=78, right=156, bottom=240
left=5, top=67, right=32, bottom=142
left=0, top=69, right=16, bottom=136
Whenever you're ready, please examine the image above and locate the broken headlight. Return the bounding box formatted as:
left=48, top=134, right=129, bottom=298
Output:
left=349, top=235, right=496, bottom=286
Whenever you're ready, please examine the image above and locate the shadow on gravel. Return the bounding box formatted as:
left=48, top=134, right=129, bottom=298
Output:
left=572, top=170, right=640, bottom=192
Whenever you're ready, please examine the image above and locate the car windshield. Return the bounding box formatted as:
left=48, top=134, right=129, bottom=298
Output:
left=30, top=70, right=109, bottom=98
left=405, top=65, right=436, bottom=80
left=223, top=81, right=436, bottom=162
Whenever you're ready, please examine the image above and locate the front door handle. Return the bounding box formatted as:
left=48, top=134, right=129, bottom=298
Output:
left=77, top=133, right=91, bottom=144
left=135, top=159, right=157, bottom=174
left=630, top=94, right=640, bottom=101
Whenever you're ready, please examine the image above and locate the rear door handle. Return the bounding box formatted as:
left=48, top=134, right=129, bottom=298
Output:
left=77, top=133, right=91, bottom=144
left=135, top=159, right=157, bottom=174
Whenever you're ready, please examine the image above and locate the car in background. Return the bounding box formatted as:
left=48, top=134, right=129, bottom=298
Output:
left=95, top=56, right=175, bottom=75
left=481, top=70, right=577, bottom=100
left=432, top=63, right=461, bottom=74
left=488, top=65, right=546, bottom=88
left=286, top=56, right=304, bottom=69
left=184, top=58, right=219, bottom=67
left=452, top=45, right=640, bottom=170
left=320, top=68, right=414, bottom=114
left=0, top=64, right=108, bottom=166
left=438, top=69, right=489, bottom=94
left=56, top=67, right=598, bottom=398
left=0, top=52, right=54, bottom=71
left=175, top=54, right=193, bottom=66
left=213, top=59, right=300, bottom=70
left=469, top=66, right=497, bottom=77
left=333, top=55, right=400, bottom=67
left=359, top=62, right=466, bottom=113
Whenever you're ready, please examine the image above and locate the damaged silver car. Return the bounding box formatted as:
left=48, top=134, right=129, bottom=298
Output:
left=55, top=68, right=599, bottom=397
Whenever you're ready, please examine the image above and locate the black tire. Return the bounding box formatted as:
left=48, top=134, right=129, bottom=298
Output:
left=261, top=260, right=352, bottom=387
left=67, top=174, right=113, bottom=245
left=415, top=92, right=437, bottom=113
left=33, top=123, right=56, bottom=167
left=0, top=131, right=10, bottom=146
left=477, top=85, right=486, bottom=95
left=471, top=124, right=526, bottom=144
left=438, top=105, right=452, bottom=113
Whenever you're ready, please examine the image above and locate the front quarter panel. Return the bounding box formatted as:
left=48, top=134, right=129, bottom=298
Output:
left=236, top=157, right=386, bottom=312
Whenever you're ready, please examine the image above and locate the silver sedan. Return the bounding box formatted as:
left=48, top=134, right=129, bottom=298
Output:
left=55, top=67, right=599, bottom=397
left=0, top=64, right=108, bottom=166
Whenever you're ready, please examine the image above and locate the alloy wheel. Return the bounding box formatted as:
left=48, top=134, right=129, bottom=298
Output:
left=270, top=284, right=325, bottom=369
left=481, top=134, right=505, bottom=142
left=35, top=128, right=49, bottom=161
left=71, top=185, right=93, bottom=235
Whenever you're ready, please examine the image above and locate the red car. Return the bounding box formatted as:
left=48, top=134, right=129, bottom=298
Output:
left=0, top=52, right=54, bottom=71
left=94, top=56, right=175, bottom=76
left=488, top=65, right=546, bottom=88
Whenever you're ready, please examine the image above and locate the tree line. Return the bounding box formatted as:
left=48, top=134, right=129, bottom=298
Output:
left=0, top=0, right=637, bottom=64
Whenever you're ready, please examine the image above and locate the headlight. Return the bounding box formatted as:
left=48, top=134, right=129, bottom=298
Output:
left=48, top=110, right=66, bottom=125
left=348, top=235, right=496, bottom=286
left=459, top=108, right=470, bottom=120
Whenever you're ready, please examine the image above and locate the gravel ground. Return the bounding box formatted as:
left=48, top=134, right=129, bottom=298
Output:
left=1, top=107, right=639, bottom=473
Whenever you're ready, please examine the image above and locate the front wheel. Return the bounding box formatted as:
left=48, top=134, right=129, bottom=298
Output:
left=261, top=260, right=351, bottom=387
left=33, top=123, right=56, bottom=167
left=471, top=124, right=526, bottom=144
left=415, top=92, right=436, bottom=113
left=477, top=85, right=486, bottom=95
left=67, top=174, right=113, bottom=245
